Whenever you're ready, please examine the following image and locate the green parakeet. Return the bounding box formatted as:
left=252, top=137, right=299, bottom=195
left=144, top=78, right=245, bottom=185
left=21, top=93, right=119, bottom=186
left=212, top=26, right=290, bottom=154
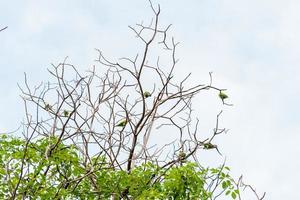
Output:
left=178, top=151, right=186, bottom=160
left=116, top=119, right=127, bottom=127
left=218, top=91, right=228, bottom=100
left=45, top=103, right=52, bottom=111
left=203, top=143, right=217, bottom=150
left=63, top=110, right=69, bottom=117
left=143, top=91, right=151, bottom=98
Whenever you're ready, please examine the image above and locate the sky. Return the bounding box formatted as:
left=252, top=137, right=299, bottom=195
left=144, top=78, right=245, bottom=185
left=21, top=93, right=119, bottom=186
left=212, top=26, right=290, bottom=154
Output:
left=1, top=0, right=300, bottom=199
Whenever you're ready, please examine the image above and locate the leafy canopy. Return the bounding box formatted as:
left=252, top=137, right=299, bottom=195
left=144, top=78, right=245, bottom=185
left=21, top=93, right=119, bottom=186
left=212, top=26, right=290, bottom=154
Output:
left=0, top=134, right=239, bottom=199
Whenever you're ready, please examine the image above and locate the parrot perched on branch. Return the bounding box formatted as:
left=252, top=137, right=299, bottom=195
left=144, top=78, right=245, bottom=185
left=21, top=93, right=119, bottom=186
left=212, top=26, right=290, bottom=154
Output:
left=178, top=151, right=187, bottom=163
left=218, top=91, right=228, bottom=100
left=116, top=119, right=127, bottom=127
left=203, top=143, right=217, bottom=150
left=178, top=151, right=186, bottom=160
left=143, top=91, right=151, bottom=98
left=45, top=103, right=53, bottom=111
left=63, top=110, right=69, bottom=117
left=203, top=142, right=222, bottom=155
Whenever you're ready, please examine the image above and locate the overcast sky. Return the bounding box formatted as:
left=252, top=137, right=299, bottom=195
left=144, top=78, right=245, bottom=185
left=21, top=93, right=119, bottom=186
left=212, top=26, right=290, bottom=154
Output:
left=1, top=0, right=300, bottom=199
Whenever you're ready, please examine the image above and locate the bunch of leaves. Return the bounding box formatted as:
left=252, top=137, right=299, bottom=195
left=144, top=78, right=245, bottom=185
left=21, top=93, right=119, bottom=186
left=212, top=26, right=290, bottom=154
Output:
left=0, top=134, right=239, bottom=199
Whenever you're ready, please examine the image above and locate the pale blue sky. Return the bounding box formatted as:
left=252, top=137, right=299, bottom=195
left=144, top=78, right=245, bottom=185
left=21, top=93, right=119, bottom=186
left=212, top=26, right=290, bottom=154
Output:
left=1, top=0, right=300, bottom=199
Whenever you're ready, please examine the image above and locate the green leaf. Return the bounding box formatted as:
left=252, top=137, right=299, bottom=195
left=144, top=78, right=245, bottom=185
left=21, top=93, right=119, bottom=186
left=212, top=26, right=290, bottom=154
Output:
left=222, top=181, right=227, bottom=189
left=231, top=191, right=237, bottom=199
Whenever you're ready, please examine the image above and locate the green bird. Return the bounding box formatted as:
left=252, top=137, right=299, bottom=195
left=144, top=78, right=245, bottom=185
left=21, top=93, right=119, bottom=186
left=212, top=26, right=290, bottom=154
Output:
left=45, top=103, right=53, bottom=111
left=203, top=143, right=217, bottom=150
left=116, top=119, right=127, bottom=127
left=218, top=91, right=228, bottom=100
left=63, top=110, right=69, bottom=117
left=178, top=151, right=186, bottom=160
left=203, top=142, right=222, bottom=155
left=143, top=91, right=151, bottom=98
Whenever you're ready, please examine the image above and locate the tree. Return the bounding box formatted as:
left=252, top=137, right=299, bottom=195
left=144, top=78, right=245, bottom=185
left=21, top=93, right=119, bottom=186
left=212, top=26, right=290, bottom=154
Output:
left=0, top=2, right=265, bottom=199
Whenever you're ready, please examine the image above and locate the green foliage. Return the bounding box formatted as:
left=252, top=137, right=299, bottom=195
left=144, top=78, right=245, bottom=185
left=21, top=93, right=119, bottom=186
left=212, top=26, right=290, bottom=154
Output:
left=0, top=134, right=239, bottom=199
left=162, top=163, right=209, bottom=199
